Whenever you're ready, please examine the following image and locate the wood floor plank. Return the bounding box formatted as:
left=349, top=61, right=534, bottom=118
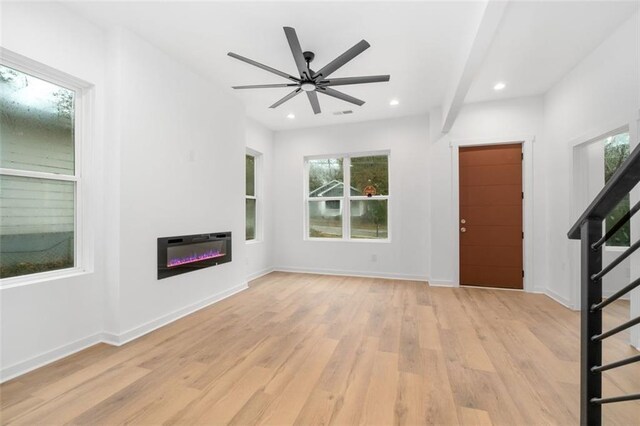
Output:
left=1, top=272, right=638, bottom=425
left=6, top=365, right=150, bottom=425
left=361, top=351, right=399, bottom=426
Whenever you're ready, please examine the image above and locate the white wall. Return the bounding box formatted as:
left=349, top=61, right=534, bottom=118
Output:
left=0, top=3, right=250, bottom=379
left=428, top=96, right=547, bottom=291
left=106, top=28, right=247, bottom=339
left=245, top=119, right=275, bottom=280
left=273, top=116, right=430, bottom=281
left=0, top=2, right=107, bottom=378
left=543, top=11, right=639, bottom=311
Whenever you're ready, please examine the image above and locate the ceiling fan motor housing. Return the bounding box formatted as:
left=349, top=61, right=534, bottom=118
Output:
left=303, top=51, right=315, bottom=63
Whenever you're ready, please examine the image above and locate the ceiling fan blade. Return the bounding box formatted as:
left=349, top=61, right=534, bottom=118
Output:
left=232, top=83, right=299, bottom=89
left=283, top=27, right=311, bottom=80
left=306, top=90, right=321, bottom=114
left=269, top=88, right=302, bottom=108
left=228, top=52, right=299, bottom=82
left=318, top=75, right=390, bottom=87
left=312, top=40, right=370, bottom=80
left=317, top=87, right=365, bottom=106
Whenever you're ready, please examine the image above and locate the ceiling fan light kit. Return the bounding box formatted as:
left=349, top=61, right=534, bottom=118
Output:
left=228, top=27, right=390, bottom=115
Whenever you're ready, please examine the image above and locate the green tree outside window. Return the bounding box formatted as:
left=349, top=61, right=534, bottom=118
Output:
left=604, top=132, right=630, bottom=247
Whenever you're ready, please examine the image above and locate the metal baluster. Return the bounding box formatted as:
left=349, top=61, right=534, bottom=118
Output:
left=581, top=219, right=602, bottom=426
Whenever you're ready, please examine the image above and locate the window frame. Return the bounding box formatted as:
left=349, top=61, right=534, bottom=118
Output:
left=0, top=48, right=92, bottom=288
left=246, top=149, right=263, bottom=243
left=303, top=150, right=391, bottom=243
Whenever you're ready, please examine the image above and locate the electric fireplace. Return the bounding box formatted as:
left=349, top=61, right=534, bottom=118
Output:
left=157, top=232, right=231, bottom=280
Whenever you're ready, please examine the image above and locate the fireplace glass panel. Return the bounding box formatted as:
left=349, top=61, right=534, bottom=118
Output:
left=166, top=240, right=226, bottom=268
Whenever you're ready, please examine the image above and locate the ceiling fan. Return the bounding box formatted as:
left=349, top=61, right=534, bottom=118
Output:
left=228, top=27, right=390, bottom=115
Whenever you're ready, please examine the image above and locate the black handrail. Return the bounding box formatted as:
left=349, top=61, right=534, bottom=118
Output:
left=568, top=142, right=640, bottom=426
left=591, top=275, right=640, bottom=311
left=591, top=239, right=640, bottom=281
left=568, top=142, right=640, bottom=239
left=591, top=199, right=640, bottom=250
left=591, top=354, right=640, bottom=373
left=591, top=315, right=640, bottom=342
left=591, top=393, right=640, bottom=405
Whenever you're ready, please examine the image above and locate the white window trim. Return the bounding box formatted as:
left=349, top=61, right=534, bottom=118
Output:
left=304, top=150, right=391, bottom=243
left=246, top=149, right=263, bottom=243
left=0, top=48, right=94, bottom=288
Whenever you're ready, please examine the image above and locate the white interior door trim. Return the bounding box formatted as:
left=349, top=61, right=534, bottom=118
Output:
left=449, top=135, right=536, bottom=293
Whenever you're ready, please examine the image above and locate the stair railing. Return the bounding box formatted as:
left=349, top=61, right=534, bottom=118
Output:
left=568, top=142, right=640, bottom=425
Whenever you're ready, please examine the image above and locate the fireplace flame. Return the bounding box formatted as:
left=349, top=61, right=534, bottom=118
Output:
left=167, top=249, right=224, bottom=267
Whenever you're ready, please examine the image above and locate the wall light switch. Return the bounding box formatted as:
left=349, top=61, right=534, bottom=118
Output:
left=371, top=254, right=378, bottom=262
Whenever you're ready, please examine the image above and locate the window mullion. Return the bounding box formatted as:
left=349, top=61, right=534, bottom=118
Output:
left=344, top=156, right=351, bottom=240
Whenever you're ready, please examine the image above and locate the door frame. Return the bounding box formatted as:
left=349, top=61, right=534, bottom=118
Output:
left=450, top=136, right=536, bottom=293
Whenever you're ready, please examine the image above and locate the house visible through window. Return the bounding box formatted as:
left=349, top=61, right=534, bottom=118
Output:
left=246, top=153, right=257, bottom=240
left=604, top=132, right=631, bottom=247
left=306, top=153, right=389, bottom=240
left=0, top=64, right=78, bottom=279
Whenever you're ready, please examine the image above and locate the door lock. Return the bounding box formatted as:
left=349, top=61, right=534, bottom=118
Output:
left=460, top=227, right=467, bottom=233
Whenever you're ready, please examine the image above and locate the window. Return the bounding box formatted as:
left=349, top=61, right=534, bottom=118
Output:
left=246, top=153, right=257, bottom=241
left=305, top=153, right=389, bottom=240
left=0, top=63, right=80, bottom=280
left=604, top=132, right=630, bottom=247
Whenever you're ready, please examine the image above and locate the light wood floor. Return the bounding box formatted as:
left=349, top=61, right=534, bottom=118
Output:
left=1, top=272, right=639, bottom=425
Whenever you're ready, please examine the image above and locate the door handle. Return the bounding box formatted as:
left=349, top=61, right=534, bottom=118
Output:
left=460, top=227, right=466, bottom=233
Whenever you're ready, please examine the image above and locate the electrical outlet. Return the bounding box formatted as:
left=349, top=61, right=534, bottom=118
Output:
left=371, top=254, right=378, bottom=262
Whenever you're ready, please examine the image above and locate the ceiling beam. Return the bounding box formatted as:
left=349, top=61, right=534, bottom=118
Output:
left=441, top=0, right=508, bottom=134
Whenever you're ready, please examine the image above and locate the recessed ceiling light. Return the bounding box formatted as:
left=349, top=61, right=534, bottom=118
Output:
left=389, top=99, right=399, bottom=106
left=493, top=82, right=506, bottom=91
left=286, top=113, right=295, bottom=119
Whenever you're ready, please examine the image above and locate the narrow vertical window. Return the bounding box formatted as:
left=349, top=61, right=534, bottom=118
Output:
left=0, top=64, right=79, bottom=279
left=604, top=132, right=630, bottom=247
left=246, top=154, right=257, bottom=241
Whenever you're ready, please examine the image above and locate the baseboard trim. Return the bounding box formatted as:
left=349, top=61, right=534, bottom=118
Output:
left=274, top=266, right=428, bottom=282
left=1, top=333, right=104, bottom=383
left=1, top=282, right=249, bottom=383
left=247, top=267, right=275, bottom=282
left=427, top=280, right=456, bottom=287
left=104, top=282, right=248, bottom=346
left=543, top=288, right=576, bottom=310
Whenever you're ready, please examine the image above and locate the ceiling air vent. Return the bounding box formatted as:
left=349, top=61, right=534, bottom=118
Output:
left=333, top=110, right=354, bottom=116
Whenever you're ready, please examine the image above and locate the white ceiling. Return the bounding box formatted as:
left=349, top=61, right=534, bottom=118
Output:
left=466, top=0, right=639, bottom=103
left=66, top=1, right=484, bottom=130
left=65, top=1, right=638, bottom=131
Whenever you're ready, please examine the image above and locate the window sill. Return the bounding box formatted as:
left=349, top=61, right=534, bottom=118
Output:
left=246, top=239, right=263, bottom=245
left=304, top=238, right=391, bottom=244
left=604, top=245, right=629, bottom=252
left=0, top=267, right=92, bottom=290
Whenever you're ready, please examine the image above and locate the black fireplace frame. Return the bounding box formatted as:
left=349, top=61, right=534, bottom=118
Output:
left=157, top=232, right=232, bottom=280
